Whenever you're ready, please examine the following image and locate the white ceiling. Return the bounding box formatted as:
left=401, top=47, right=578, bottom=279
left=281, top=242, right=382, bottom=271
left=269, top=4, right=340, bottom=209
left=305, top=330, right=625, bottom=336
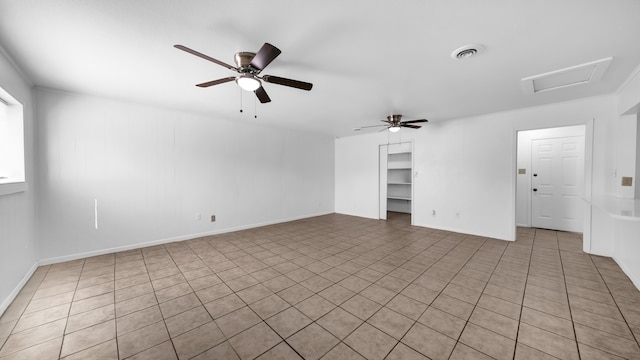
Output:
left=1, top=0, right=639, bottom=137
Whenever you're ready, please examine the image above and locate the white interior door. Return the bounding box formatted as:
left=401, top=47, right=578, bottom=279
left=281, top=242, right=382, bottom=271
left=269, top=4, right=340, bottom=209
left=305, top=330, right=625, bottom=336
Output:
left=379, top=145, right=388, bottom=220
left=531, top=136, right=584, bottom=232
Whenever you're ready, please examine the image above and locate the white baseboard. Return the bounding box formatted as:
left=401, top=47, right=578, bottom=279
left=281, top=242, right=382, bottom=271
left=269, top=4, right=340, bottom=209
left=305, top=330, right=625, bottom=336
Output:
left=613, top=256, right=640, bottom=291
left=39, top=211, right=334, bottom=266
left=583, top=248, right=613, bottom=257
left=411, top=222, right=514, bottom=242
left=0, top=261, right=38, bottom=317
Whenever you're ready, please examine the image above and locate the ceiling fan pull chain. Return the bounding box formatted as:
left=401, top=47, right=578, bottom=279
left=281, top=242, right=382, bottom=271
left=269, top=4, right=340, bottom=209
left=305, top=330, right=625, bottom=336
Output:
left=254, top=96, right=257, bottom=118
left=239, top=88, right=243, bottom=113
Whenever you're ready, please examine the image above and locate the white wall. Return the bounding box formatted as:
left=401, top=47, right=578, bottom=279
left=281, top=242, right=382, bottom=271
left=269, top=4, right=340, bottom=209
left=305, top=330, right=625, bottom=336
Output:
left=613, top=219, right=640, bottom=289
left=335, top=95, right=617, bottom=241
left=615, top=114, right=637, bottom=198
left=516, top=125, right=586, bottom=227
left=602, top=66, right=640, bottom=289
left=636, top=113, right=640, bottom=197
left=35, top=88, right=335, bottom=262
left=335, top=133, right=382, bottom=219
left=0, top=50, right=38, bottom=315
left=619, top=66, right=640, bottom=116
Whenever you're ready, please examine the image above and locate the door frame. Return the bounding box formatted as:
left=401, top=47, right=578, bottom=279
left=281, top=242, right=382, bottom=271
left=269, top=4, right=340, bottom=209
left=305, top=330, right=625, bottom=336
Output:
left=512, top=120, right=594, bottom=252
left=379, top=145, right=388, bottom=220
left=379, top=141, right=415, bottom=224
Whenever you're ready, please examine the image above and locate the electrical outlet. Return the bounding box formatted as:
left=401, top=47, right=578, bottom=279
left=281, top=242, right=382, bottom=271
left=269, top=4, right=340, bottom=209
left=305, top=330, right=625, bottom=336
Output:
left=210, top=215, right=216, bottom=222
left=621, top=177, right=633, bottom=186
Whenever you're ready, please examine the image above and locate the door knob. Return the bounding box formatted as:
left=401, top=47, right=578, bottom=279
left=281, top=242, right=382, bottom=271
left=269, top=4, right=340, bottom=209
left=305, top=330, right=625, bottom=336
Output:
left=533, top=188, right=538, bottom=192
left=533, top=173, right=538, bottom=177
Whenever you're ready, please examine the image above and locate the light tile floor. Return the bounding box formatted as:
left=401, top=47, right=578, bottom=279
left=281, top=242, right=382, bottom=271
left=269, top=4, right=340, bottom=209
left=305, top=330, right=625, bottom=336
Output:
left=1, top=213, right=640, bottom=359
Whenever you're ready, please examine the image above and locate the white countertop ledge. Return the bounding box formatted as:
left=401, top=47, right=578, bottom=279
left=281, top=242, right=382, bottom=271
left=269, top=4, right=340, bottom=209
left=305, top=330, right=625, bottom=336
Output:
left=586, top=196, right=640, bottom=222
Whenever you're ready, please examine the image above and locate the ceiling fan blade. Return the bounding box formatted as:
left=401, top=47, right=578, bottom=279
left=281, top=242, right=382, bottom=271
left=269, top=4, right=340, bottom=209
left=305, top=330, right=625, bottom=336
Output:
left=250, top=43, right=281, bottom=71
left=262, top=75, right=313, bottom=91
left=401, top=119, right=428, bottom=124
left=174, top=45, right=237, bottom=71
left=196, top=77, right=236, bottom=87
left=401, top=124, right=422, bottom=129
left=358, top=124, right=388, bottom=129
left=255, top=86, right=271, bottom=103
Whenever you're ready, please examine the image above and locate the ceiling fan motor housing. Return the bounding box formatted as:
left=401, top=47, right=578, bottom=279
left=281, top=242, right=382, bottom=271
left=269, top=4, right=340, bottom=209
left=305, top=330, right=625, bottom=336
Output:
left=234, top=52, right=257, bottom=72
left=388, top=114, right=402, bottom=125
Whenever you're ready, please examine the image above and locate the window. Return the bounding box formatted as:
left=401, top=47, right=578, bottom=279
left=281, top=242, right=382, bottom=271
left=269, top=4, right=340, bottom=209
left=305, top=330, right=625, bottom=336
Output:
left=0, top=85, right=26, bottom=195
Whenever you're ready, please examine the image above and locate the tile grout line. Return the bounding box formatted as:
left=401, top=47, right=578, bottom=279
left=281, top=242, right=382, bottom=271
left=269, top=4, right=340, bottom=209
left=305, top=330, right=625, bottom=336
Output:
left=5, top=217, right=640, bottom=359
left=191, top=234, right=316, bottom=359
left=111, top=257, right=120, bottom=360
left=140, top=248, right=178, bottom=360
left=39, top=260, right=80, bottom=360
left=370, top=233, right=476, bottom=358
left=521, top=231, right=598, bottom=358
left=511, top=230, right=533, bottom=360
left=587, top=253, right=640, bottom=350
left=3, top=225, right=480, bottom=358
left=0, top=267, right=38, bottom=354
left=555, top=230, right=582, bottom=360
left=68, top=257, right=115, bottom=359
left=443, top=236, right=513, bottom=360
left=236, top=236, right=312, bottom=360
left=2, top=264, right=54, bottom=358
left=332, top=232, right=494, bottom=359
left=62, top=257, right=86, bottom=359
left=160, top=244, right=237, bottom=360
left=255, top=228, right=448, bottom=359
left=194, top=248, right=270, bottom=360
left=215, top=222, right=426, bottom=359
left=321, top=232, right=458, bottom=359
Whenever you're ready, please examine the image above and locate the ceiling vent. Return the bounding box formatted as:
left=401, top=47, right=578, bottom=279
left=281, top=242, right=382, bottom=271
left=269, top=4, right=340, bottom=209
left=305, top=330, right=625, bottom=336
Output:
left=451, top=44, right=484, bottom=60
left=521, top=57, right=613, bottom=95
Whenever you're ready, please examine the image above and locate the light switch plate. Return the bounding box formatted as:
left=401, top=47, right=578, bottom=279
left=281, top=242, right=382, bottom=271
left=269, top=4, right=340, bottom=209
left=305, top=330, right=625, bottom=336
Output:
left=211, top=215, right=216, bottom=222
left=621, top=177, right=633, bottom=186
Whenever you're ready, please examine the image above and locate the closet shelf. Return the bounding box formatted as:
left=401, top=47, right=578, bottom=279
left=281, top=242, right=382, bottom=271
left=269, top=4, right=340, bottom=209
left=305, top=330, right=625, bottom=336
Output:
left=384, top=143, right=412, bottom=215
left=387, top=196, right=411, bottom=201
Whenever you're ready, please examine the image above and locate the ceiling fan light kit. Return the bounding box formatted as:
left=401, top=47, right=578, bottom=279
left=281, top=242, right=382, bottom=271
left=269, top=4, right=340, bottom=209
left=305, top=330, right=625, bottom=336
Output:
left=236, top=74, right=261, bottom=91
left=389, top=126, right=401, bottom=133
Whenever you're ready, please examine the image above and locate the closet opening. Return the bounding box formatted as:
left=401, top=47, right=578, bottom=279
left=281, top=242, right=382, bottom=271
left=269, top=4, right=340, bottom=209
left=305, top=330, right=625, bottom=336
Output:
left=379, top=141, right=413, bottom=225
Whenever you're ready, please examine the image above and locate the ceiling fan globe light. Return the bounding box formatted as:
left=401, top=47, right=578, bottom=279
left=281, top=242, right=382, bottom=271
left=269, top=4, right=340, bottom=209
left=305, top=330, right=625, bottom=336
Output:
left=236, top=75, right=261, bottom=91
left=389, top=126, right=401, bottom=133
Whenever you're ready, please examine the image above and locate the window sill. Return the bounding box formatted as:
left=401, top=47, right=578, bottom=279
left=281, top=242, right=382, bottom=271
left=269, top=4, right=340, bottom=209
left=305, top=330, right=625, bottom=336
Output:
left=0, top=181, right=28, bottom=196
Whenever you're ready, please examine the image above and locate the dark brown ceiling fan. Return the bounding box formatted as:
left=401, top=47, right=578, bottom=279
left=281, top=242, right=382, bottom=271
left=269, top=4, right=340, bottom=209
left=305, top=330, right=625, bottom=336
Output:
left=354, top=115, right=428, bottom=132
left=174, top=43, right=312, bottom=103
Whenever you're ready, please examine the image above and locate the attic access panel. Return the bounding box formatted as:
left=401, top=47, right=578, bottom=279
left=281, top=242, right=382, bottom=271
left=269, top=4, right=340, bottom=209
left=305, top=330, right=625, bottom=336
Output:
left=521, top=57, right=613, bottom=95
